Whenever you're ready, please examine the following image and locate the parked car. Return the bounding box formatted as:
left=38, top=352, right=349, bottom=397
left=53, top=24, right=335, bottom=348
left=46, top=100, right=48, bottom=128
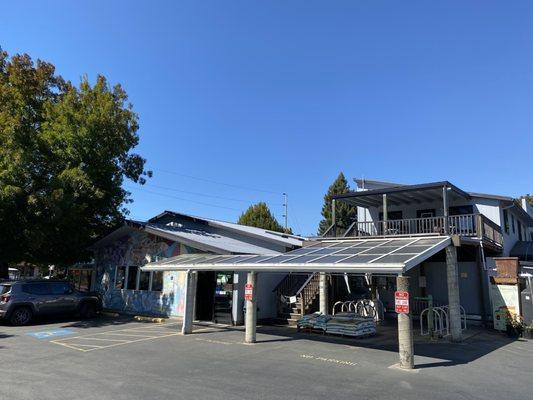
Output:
left=0, top=280, right=102, bottom=326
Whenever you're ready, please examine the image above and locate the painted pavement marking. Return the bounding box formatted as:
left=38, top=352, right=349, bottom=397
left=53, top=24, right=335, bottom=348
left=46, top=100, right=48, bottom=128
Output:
left=299, top=354, right=358, bottom=367
left=194, top=338, right=234, bottom=346
left=26, top=329, right=76, bottom=340
left=50, top=323, right=184, bottom=352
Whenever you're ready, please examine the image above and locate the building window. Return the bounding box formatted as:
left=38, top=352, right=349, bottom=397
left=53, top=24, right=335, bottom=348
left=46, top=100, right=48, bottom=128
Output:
left=511, top=214, right=516, bottom=234
left=518, top=222, right=523, bottom=241
left=115, top=266, right=126, bottom=289
left=503, top=210, right=509, bottom=234
left=116, top=266, right=163, bottom=291
left=152, top=271, right=164, bottom=292
left=139, top=270, right=151, bottom=291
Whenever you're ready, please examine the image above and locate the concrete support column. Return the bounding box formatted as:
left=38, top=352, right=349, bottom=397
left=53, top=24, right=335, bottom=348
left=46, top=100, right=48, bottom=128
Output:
left=445, top=245, right=462, bottom=342
left=319, top=272, right=328, bottom=314
left=245, top=271, right=258, bottom=344
left=181, top=270, right=197, bottom=335
left=397, top=275, right=414, bottom=369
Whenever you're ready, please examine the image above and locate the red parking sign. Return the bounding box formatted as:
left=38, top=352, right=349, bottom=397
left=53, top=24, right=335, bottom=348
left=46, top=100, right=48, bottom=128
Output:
left=395, top=291, right=409, bottom=314
left=244, top=283, right=253, bottom=301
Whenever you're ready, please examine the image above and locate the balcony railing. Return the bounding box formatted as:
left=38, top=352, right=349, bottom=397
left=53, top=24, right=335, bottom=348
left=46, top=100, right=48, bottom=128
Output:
left=324, top=213, right=503, bottom=246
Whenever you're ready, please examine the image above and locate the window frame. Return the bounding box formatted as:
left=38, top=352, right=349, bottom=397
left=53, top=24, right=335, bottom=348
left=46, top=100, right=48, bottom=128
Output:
left=115, top=266, right=127, bottom=289
left=503, top=209, right=509, bottom=234
left=115, top=265, right=163, bottom=292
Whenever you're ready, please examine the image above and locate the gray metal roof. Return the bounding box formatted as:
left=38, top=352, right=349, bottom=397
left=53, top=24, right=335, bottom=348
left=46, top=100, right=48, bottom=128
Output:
left=149, top=211, right=304, bottom=247
left=142, top=236, right=451, bottom=274
left=144, top=223, right=293, bottom=255
left=334, top=181, right=470, bottom=208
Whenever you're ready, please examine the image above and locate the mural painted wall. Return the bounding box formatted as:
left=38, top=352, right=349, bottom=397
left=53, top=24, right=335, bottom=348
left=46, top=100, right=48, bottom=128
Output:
left=94, top=229, right=198, bottom=317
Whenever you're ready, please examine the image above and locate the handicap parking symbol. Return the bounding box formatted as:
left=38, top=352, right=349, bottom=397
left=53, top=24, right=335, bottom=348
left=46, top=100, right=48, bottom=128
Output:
left=27, top=329, right=76, bottom=340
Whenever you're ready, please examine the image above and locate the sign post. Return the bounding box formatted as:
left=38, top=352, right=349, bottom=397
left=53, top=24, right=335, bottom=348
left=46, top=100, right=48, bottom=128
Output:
left=396, top=277, right=414, bottom=369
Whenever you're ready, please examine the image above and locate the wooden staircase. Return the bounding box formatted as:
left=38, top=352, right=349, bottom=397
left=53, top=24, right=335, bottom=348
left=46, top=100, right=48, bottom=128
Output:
left=274, top=273, right=322, bottom=327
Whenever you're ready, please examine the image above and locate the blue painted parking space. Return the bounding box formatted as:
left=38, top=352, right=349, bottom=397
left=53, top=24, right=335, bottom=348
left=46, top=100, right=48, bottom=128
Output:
left=27, top=329, right=77, bottom=340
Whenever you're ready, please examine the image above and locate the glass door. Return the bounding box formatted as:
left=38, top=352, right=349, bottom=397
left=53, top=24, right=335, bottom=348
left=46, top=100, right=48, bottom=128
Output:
left=213, top=272, right=234, bottom=324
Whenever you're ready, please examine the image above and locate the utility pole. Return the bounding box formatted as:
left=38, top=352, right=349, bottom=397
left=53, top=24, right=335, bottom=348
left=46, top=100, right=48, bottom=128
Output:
left=282, top=193, right=288, bottom=232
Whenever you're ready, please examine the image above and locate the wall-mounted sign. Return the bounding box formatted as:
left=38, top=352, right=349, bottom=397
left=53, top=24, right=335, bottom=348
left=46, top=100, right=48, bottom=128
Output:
left=395, top=291, right=409, bottom=314
left=244, top=283, right=253, bottom=301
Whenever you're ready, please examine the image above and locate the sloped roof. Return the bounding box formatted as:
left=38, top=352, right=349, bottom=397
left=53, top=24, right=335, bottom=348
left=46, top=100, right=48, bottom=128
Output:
left=91, top=212, right=305, bottom=255
left=149, top=211, right=304, bottom=247
left=142, top=236, right=451, bottom=274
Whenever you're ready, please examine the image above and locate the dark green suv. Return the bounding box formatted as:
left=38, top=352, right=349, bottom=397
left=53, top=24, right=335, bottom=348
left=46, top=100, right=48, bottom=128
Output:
left=0, top=280, right=102, bottom=326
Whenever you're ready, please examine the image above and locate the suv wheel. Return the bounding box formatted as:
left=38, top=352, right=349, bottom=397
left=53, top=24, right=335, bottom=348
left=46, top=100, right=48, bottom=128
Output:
left=10, top=307, right=33, bottom=326
left=79, top=302, right=97, bottom=319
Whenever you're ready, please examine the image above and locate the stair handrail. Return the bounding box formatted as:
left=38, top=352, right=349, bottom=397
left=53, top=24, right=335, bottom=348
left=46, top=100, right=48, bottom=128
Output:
left=294, top=272, right=318, bottom=298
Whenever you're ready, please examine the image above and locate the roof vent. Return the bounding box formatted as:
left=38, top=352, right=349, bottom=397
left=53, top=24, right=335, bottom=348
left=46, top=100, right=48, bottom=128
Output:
left=166, top=222, right=183, bottom=228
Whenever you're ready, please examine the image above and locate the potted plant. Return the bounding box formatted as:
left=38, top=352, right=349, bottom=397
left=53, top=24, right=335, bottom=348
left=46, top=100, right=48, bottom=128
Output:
left=505, top=313, right=525, bottom=338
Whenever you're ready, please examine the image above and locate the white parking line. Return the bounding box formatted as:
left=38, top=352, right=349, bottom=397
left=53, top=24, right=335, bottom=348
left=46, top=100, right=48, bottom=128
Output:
left=50, top=323, right=184, bottom=352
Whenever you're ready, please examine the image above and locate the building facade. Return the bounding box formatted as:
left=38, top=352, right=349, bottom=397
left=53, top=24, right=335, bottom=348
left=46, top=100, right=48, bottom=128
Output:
left=90, top=211, right=304, bottom=320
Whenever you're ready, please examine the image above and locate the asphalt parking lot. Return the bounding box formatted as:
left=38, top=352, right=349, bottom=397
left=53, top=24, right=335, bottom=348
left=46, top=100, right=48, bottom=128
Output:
left=1, top=316, right=532, bottom=400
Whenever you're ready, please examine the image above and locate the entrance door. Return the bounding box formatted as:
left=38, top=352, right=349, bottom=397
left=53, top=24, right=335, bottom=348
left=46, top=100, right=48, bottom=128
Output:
left=195, top=272, right=216, bottom=321
left=214, top=272, right=234, bottom=324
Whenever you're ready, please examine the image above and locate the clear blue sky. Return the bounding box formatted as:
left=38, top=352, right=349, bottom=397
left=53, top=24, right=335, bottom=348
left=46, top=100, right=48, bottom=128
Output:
left=2, top=1, right=533, bottom=235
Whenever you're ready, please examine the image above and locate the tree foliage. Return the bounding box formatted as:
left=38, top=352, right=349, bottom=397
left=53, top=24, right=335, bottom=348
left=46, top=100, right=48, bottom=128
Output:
left=238, top=202, right=291, bottom=234
left=317, top=172, right=357, bottom=235
left=0, top=49, right=150, bottom=277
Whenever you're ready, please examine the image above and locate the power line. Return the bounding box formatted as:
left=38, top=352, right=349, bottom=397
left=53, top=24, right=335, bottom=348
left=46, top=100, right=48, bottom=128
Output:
left=154, top=168, right=282, bottom=195
left=144, top=183, right=283, bottom=206
left=124, top=185, right=243, bottom=212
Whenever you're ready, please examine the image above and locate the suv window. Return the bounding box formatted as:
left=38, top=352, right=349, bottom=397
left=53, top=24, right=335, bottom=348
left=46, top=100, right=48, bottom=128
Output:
left=50, top=282, right=73, bottom=295
left=22, top=283, right=51, bottom=295
left=0, top=284, right=11, bottom=295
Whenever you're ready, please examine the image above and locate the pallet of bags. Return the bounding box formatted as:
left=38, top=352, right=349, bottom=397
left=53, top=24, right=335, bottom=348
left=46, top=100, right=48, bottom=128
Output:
left=326, top=315, right=376, bottom=338
left=296, top=312, right=331, bottom=331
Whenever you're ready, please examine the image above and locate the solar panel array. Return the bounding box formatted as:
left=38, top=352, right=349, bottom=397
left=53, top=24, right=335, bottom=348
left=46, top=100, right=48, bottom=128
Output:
left=150, top=237, right=448, bottom=267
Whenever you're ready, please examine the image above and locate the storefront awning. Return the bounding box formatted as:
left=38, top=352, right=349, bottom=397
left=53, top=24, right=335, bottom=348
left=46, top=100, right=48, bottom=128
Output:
left=142, top=236, right=452, bottom=275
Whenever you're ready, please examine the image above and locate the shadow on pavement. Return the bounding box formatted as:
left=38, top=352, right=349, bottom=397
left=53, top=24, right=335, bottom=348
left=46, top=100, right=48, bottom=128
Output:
left=190, top=320, right=524, bottom=369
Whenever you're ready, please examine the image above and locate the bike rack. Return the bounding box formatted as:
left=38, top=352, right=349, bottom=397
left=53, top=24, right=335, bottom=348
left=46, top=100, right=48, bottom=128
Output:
left=331, top=299, right=383, bottom=322
left=420, top=304, right=467, bottom=337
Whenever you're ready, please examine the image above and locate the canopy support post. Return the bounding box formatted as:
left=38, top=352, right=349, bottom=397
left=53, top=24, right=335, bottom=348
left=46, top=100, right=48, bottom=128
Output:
left=382, top=194, right=388, bottom=235
left=397, top=275, right=414, bottom=369
left=181, top=270, right=197, bottom=335
left=446, top=244, right=462, bottom=342
left=319, top=272, right=328, bottom=314
left=443, top=185, right=449, bottom=234
left=331, top=199, right=336, bottom=235
left=245, top=271, right=257, bottom=344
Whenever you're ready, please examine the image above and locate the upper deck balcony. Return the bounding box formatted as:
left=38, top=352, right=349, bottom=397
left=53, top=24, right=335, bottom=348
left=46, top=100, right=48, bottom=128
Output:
left=323, top=181, right=503, bottom=250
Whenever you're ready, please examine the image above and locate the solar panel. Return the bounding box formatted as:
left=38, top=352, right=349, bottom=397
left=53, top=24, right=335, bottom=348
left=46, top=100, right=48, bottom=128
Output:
left=371, top=254, right=417, bottom=263
left=142, top=236, right=451, bottom=273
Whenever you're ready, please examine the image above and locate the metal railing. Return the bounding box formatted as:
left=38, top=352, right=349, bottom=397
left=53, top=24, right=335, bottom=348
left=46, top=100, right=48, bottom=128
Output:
left=324, top=214, right=503, bottom=246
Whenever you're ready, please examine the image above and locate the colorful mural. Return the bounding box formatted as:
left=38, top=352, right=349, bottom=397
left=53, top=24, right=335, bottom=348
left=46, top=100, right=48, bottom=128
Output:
left=94, top=229, right=197, bottom=317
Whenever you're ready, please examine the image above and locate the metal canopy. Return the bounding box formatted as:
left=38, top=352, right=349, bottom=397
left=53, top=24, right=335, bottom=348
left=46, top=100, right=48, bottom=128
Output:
left=141, top=236, right=452, bottom=275
left=332, top=181, right=470, bottom=208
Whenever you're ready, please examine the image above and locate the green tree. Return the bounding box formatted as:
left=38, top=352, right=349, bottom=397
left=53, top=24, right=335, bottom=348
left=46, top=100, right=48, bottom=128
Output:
left=317, top=172, right=357, bottom=235
left=0, top=49, right=150, bottom=278
left=238, top=202, right=291, bottom=234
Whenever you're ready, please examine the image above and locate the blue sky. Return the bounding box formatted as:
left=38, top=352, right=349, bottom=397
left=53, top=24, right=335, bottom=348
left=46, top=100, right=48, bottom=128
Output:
left=2, top=1, right=533, bottom=235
